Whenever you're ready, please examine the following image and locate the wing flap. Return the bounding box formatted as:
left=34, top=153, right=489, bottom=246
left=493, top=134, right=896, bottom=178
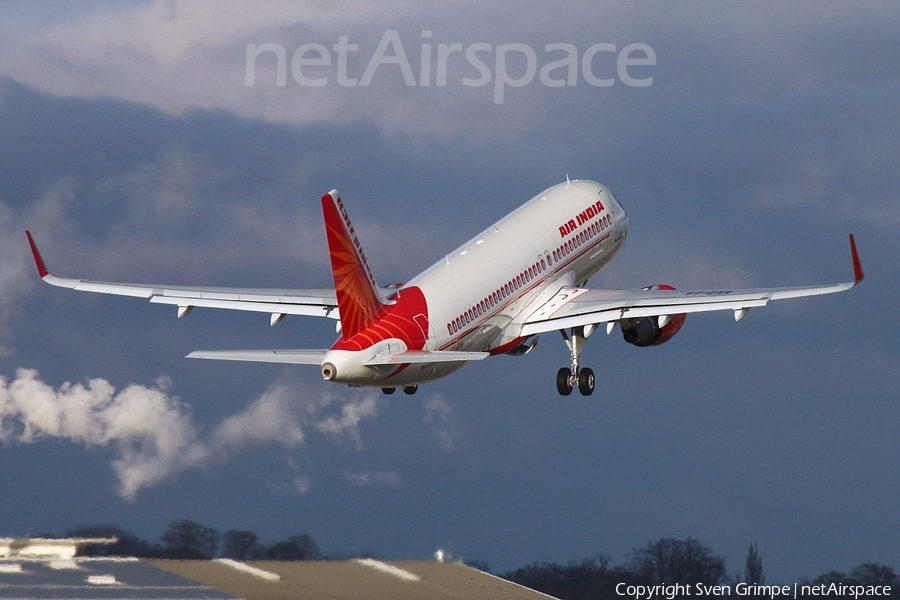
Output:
left=148, top=295, right=337, bottom=318
left=521, top=294, right=773, bottom=335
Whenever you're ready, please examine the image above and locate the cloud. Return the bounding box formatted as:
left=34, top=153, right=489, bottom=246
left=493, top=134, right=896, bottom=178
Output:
left=0, top=178, right=80, bottom=357
left=754, top=154, right=900, bottom=228
left=0, top=211, right=32, bottom=356
left=0, top=367, right=381, bottom=500
left=0, top=0, right=416, bottom=128
left=422, top=394, right=459, bottom=453
left=203, top=384, right=306, bottom=456
left=314, top=394, right=380, bottom=449
left=94, top=147, right=227, bottom=230
left=292, top=475, right=313, bottom=495
left=4, top=0, right=899, bottom=144
left=342, top=469, right=403, bottom=488
left=0, top=368, right=197, bottom=499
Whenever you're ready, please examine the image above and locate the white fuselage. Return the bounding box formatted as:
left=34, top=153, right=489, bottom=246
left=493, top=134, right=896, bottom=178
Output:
left=324, top=180, right=628, bottom=386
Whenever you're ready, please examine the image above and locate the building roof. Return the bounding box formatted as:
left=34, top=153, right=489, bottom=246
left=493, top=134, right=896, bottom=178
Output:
left=0, top=538, right=555, bottom=600
left=150, top=558, right=558, bottom=600
left=0, top=557, right=234, bottom=599
left=0, top=539, right=118, bottom=560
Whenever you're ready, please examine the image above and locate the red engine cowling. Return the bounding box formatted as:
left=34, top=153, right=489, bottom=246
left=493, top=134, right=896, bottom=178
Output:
left=620, top=284, right=687, bottom=347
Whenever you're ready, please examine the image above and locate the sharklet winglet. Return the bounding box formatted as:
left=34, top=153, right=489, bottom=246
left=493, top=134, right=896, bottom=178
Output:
left=26, top=231, right=50, bottom=278
left=849, top=233, right=864, bottom=284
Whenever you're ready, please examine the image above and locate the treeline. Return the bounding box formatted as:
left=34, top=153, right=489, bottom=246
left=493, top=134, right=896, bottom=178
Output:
left=63, top=521, right=320, bottom=561
left=499, top=538, right=899, bottom=600
left=53, top=524, right=898, bottom=600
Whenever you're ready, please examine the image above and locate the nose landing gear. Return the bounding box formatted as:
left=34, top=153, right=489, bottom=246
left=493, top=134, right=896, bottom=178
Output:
left=556, top=326, right=596, bottom=396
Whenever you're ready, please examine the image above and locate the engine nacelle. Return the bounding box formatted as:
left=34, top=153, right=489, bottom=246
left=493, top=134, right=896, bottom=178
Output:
left=620, top=284, right=687, bottom=347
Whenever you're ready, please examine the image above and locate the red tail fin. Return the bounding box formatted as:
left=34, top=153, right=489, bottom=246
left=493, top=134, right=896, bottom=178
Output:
left=321, top=190, right=385, bottom=340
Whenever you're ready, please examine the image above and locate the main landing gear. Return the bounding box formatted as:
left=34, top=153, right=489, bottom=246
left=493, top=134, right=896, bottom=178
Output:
left=556, top=325, right=596, bottom=396
left=556, top=366, right=595, bottom=396
left=381, top=385, right=418, bottom=395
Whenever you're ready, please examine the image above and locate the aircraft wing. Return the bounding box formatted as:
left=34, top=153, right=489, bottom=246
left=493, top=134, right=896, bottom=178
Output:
left=521, top=234, right=864, bottom=336
left=27, top=231, right=339, bottom=321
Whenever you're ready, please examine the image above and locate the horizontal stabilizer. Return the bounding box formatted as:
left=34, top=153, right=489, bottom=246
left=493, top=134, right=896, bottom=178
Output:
left=186, top=350, right=327, bottom=364
left=365, top=350, right=489, bottom=365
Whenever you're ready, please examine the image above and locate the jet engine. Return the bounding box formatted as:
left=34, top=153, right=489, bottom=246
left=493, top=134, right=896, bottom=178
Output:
left=620, top=284, right=687, bottom=347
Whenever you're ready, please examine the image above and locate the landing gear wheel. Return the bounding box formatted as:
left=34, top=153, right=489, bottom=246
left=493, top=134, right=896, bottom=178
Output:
left=556, top=368, right=574, bottom=396
left=578, top=367, right=595, bottom=396
left=403, top=385, right=418, bottom=395
left=558, top=326, right=597, bottom=397
left=381, top=387, right=396, bottom=395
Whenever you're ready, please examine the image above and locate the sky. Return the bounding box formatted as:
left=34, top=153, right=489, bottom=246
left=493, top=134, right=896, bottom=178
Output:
left=0, top=0, right=898, bottom=583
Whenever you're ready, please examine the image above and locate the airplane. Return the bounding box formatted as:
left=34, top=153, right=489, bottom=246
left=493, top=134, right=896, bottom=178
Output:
left=25, top=179, right=864, bottom=396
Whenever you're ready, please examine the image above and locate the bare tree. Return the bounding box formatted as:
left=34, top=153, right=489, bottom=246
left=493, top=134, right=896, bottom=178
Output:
left=502, top=555, right=627, bottom=600
left=744, top=542, right=764, bottom=585
left=848, top=563, right=898, bottom=587
left=221, top=529, right=262, bottom=560
left=629, top=537, right=726, bottom=585
left=262, top=534, right=320, bottom=561
left=807, top=570, right=846, bottom=585
left=160, top=520, right=219, bottom=559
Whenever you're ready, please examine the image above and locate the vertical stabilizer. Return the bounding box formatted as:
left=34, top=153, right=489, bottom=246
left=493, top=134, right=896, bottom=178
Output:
left=321, top=190, right=386, bottom=340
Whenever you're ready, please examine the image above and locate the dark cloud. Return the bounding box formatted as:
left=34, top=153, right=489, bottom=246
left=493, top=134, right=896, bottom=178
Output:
left=0, top=1, right=897, bottom=583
